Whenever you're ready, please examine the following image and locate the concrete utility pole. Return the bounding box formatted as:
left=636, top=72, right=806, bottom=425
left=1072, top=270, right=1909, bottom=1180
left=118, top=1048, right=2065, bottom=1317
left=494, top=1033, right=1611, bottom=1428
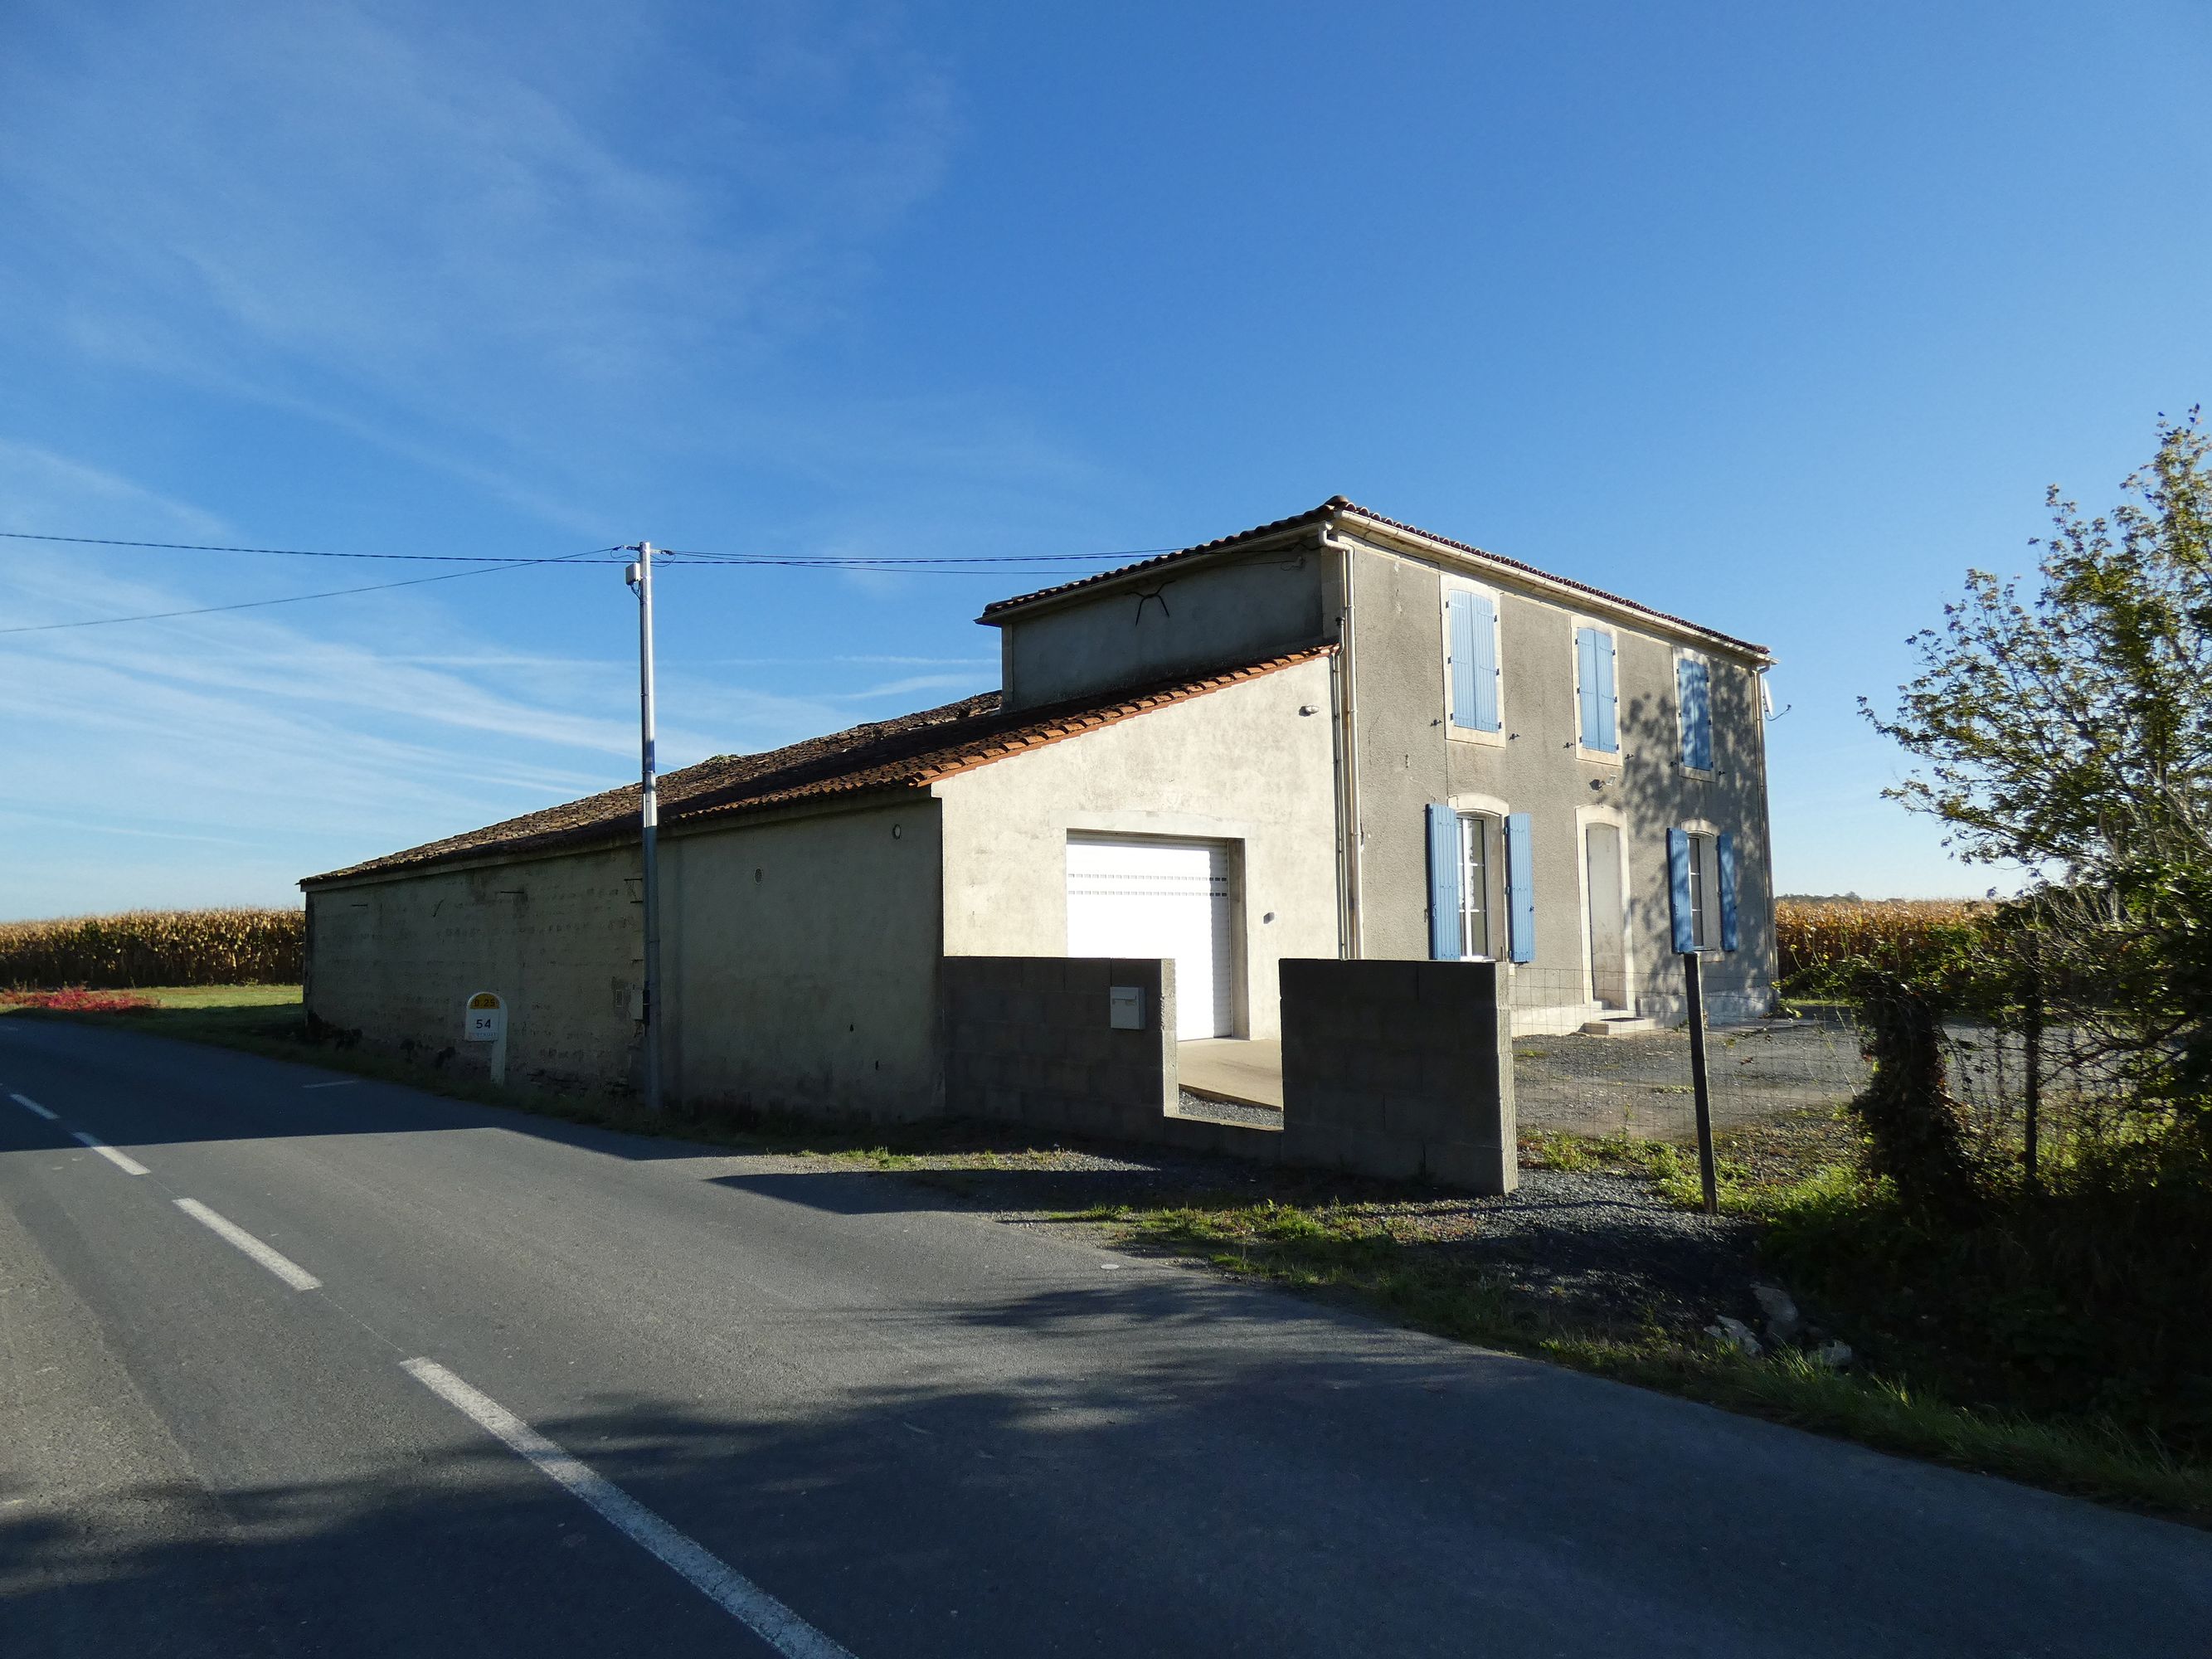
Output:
left=625, top=542, right=664, bottom=1113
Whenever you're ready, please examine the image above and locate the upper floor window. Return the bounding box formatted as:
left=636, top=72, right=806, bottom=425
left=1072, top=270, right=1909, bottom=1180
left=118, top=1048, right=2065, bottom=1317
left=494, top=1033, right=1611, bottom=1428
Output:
left=1443, top=582, right=1501, bottom=734
left=1573, top=624, right=1618, bottom=753
left=1676, top=649, right=1713, bottom=771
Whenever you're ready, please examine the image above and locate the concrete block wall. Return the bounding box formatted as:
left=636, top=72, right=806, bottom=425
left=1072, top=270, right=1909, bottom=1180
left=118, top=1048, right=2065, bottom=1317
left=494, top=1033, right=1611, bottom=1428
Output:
left=942, top=956, right=1179, bottom=1139
left=1279, top=958, right=1518, bottom=1194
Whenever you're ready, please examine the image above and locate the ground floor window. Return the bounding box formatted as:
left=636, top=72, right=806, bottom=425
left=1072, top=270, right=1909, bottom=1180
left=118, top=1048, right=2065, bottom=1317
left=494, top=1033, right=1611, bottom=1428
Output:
left=1668, top=827, right=1737, bottom=955
left=1458, top=812, right=1496, bottom=959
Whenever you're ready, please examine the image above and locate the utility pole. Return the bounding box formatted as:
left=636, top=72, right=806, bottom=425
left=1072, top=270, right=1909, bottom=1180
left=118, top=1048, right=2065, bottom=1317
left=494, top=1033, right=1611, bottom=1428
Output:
left=625, top=542, right=664, bottom=1112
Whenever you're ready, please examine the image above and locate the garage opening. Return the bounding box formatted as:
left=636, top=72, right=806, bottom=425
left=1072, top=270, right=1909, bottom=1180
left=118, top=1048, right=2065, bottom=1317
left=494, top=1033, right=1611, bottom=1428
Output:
left=1064, top=834, right=1237, bottom=1039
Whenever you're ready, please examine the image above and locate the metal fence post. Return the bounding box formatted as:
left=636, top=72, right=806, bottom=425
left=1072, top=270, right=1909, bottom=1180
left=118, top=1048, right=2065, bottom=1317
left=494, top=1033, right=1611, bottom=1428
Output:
left=2023, top=950, right=2043, bottom=1190
left=1684, top=951, right=1719, bottom=1215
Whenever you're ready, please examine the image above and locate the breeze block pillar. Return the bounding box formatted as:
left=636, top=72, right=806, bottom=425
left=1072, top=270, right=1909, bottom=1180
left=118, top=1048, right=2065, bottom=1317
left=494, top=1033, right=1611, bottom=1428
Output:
left=1278, top=958, right=1518, bottom=1194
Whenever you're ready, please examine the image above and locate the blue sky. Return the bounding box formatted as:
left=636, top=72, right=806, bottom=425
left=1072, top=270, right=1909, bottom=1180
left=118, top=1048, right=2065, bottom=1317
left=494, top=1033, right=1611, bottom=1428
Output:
left=2, top=0, right=2207, bottom=915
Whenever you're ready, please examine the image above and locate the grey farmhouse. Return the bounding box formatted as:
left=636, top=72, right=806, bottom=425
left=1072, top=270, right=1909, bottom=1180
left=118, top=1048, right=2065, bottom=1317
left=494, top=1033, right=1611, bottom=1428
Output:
left=302, top=497, right=1777, bottom=1126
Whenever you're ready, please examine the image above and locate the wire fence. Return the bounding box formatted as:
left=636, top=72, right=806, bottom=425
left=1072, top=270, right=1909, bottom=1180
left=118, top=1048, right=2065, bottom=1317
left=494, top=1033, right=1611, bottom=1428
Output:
left=1509, top=963, right=2125, bottom=1179
left=1509, top=967, right=1864, bottom=1143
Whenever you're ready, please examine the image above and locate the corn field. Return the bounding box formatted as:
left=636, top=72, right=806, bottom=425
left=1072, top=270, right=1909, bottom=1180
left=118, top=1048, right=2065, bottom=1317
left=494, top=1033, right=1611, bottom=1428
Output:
left=0, top=909, right=304, bottom=990
left=1775, top=898, right=1987, bottom=993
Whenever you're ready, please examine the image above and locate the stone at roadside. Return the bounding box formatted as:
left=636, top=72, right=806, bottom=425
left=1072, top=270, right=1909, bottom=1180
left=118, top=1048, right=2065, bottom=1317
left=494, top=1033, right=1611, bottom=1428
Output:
left=1708, top=1316, right=1763, bottom=1358
left=1751, top=1282, right=1803, bottom=1345
left=1812, top=1340, right=1855, bottom=1370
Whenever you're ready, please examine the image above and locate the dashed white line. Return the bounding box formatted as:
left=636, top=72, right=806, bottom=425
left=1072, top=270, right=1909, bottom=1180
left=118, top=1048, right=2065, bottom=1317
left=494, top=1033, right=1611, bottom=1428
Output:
left=401, top=1359, right=857, bottom=1659
left=173, top=1199, right=322, bottom=1291
left=71, top=1131, right=149, bottom=1176
left=9, top=1092, right=58, bottom=1121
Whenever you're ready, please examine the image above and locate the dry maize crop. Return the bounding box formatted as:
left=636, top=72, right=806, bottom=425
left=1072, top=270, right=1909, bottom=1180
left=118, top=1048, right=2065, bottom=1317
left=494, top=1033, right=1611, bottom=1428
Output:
left=0, top=908, right=303, bottom=990
left=1774, top=898, right=1987, bottom=991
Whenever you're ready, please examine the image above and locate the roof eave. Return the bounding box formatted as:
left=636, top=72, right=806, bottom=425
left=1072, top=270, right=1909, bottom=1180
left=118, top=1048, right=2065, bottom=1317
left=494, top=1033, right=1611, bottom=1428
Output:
left=1330, top=509, right=1775, bottom=666
left=974, top=514, right=1330, bottom=628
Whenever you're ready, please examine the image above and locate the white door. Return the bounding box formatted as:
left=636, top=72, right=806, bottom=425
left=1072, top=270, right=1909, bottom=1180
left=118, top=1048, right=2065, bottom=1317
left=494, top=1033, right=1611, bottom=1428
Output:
left=1584, top=822, right=1628, bottom=1010
left=1065, top=836, right=1235, bottom=1039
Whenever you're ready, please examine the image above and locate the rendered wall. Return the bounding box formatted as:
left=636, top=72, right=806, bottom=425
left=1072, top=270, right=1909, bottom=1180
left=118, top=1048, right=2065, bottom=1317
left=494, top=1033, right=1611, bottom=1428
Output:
left=304, top=795, right=947, bottom=1118
left=938, top=655, right=1342, bottom=1039
left=1344, top=533, right=1778, bottom=1025
left=996, top=542, right=1338, bottom=711
left=659, top=798, right=944, bottom=1119
left=1278, top=958, right=1518, bottom=1194
left=304, top=846, right=646, bottom=1094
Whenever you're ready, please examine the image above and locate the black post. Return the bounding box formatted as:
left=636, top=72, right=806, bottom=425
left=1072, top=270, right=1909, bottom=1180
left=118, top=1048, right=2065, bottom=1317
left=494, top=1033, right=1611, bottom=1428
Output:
left=2022, top=952, right=2043, bottom=1190
left=1685, top=951, right=1719, bottom=1216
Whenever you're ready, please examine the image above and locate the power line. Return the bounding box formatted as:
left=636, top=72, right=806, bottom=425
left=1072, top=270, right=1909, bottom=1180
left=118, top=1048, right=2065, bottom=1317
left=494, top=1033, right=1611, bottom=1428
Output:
left=0, top=547, right=623, bottom=635
left=654, top=552, right=1176, bottom=571
left=0, top=529, right=625, bottom=563
left=0, top=525, right=1179, bottom=635
left=0, top=528, right=1175, bottom=569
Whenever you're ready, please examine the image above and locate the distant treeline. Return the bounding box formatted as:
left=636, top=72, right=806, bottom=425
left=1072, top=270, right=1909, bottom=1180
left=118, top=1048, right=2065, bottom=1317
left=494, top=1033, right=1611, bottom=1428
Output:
left=0, top=909, right=304, bottom=990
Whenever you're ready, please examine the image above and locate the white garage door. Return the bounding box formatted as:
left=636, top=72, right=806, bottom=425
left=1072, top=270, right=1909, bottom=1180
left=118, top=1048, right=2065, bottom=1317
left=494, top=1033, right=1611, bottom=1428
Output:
left=1065, top=836, right=1235, bottom=1039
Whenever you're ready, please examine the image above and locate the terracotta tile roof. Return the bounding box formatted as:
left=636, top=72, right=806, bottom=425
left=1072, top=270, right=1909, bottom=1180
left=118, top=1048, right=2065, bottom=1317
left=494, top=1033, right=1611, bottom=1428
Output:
left=304, top=644, right=1335, bottom=886
left=979, top=495, right=1772, bottom=659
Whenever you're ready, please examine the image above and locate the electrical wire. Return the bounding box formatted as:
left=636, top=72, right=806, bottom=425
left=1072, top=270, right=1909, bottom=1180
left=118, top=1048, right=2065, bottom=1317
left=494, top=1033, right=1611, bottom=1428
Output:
left=0, top=529, right=627, bottom=563
left=0, top=547, right=625, bottom=635
left=0, top=526, right=1178, bottom=634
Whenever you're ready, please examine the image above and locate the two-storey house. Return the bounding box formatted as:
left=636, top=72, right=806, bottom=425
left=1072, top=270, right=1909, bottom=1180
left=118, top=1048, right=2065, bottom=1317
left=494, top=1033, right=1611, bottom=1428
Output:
left=303, top=498, right=1775, bottom=1117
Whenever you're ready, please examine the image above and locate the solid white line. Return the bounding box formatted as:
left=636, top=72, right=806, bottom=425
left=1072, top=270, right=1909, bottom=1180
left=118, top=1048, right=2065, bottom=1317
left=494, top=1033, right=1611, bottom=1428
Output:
left=9, top=1092, right=58, bottom=1121
left=401, top=1359, right=856, bottom=1659
left=173, top=1199, right=322, bottom=1291
left=300, top=1080, right=360, bottom=1090
left=71, top=1131, right=149, bottom=1176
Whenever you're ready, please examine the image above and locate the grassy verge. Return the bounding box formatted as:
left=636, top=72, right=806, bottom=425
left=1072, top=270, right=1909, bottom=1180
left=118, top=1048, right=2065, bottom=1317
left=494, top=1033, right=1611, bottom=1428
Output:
left=14, top=986, right=2207, bottom=1523
left=1081, top=1184, right=2212, bottom=1524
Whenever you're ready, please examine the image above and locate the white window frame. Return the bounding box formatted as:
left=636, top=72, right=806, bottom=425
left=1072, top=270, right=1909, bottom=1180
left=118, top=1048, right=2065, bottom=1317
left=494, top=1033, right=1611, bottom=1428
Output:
left=1675, top=646, right=1714, bottom=779
left=1680, top=818, right=1723, bottom=953
left=1439, top=577, right=1506, bottom=747
left=1571, top=617, right=1622, bottom=766
left=1449, top=792, right=1510, bottom=962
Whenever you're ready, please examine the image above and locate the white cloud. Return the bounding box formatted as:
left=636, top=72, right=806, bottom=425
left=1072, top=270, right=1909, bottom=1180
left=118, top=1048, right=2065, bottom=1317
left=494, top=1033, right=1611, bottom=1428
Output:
left=0, top=1, right=964, bottom=518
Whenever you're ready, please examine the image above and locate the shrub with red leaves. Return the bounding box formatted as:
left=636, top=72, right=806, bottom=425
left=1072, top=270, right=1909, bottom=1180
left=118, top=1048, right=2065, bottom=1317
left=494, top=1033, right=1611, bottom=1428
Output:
left=0, top=989, right=158, bottom=1012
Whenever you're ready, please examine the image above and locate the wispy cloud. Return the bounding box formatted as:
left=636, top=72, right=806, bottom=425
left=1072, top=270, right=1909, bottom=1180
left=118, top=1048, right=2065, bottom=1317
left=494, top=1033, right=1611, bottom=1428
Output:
left=0, top=1, right=966, bottom=523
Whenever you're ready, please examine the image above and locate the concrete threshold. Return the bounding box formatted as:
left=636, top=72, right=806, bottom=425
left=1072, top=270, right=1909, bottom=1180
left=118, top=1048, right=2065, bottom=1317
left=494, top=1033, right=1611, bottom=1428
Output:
left=1177, top=1037, right=1285, bottom=1112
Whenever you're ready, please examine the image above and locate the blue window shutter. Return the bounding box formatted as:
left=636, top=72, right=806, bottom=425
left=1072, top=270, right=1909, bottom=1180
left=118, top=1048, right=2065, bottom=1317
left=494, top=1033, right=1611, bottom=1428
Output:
left=1505, top=811, right=1535, bottom=962
left=1667, top=829, right=1696, bottom=953
left=1717, top=831, right=1740, bottom=952
left=1595, top=630, right=1618, bottom=752
left=1576, top=627, right=1599, bottom=747
left=1426, top=803, right=1461, bottom=961
left=1466, top=591, right=1500, bottom=731
left=1446, top=591, right=1480, bottom=731
left=1679, top=655, right=1712, bottom=771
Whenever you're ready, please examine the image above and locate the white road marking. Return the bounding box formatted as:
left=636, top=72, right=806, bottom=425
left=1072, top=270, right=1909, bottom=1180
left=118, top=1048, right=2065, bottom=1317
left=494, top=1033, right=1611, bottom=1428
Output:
left=173, top=1199, right=323, bottom=1291
left=71, top=1132, right=149, bottom=1176
left=301, top=1080, right=359, bottom=1090
left=9, top=1092, right=58, bottom=1121
left=401, top=1359, right=857, bottom=1659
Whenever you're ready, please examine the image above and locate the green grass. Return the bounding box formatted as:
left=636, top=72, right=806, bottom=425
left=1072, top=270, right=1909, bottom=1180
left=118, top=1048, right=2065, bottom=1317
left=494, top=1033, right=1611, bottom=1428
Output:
left=1088, top=1187, right=2212, bottom=1524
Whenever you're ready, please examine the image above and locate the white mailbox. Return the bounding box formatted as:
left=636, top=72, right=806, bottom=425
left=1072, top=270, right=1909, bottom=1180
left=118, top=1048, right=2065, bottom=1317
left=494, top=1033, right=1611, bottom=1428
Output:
left=1107, top=985, right=1145, bottom=1031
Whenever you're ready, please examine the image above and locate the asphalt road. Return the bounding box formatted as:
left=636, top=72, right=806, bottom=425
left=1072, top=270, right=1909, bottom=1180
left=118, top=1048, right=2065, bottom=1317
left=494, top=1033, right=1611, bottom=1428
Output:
left=3, top=1019, right=2207, bottom=1658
